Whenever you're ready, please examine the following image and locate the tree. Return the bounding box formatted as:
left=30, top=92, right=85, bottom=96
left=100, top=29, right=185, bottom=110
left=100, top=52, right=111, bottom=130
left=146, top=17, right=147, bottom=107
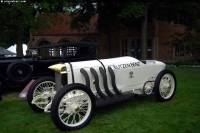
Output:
left=69, top=0, right=200, bottom=60
left=0, top=0, right=69, bottom=57
left=2, top=0, right=199, bottom=59
left=69, top=0, right=146, bottom=57
left=0, top=2, right=34, bottom=56
left=118, top=1, right=146, bottom=59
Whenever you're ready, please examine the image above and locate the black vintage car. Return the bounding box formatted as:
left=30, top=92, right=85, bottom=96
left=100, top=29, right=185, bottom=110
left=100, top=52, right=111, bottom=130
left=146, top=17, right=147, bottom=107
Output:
left=0, top=41, right=98, bottom=88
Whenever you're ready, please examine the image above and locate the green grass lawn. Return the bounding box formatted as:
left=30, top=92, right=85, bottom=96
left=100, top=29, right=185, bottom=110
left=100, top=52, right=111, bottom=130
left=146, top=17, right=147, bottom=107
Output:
left=0, top=68, right=200, bottom=133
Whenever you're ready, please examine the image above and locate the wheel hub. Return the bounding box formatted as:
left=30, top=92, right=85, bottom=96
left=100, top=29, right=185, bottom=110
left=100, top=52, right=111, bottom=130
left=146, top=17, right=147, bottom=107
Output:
left=159, top=74, right=175, bottom=99
left=143, top=82, right=154, bottom=95
left=17, top=70, right=23, bottom=75
left=163, top=82, right=170, bottom=88
left=66, top=103, right=80, bottom=114
left=41, top=91, right=51, bottom=99
left=74, top=106, right=80, bottom=112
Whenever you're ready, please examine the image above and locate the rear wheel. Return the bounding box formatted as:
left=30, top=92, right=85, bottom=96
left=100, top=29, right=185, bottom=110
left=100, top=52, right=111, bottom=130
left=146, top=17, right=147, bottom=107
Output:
left=154, top=69, right=176, bottom=102
left=27, top=76, right=55, bottom=112
left=51, top=83, right=95, bottom=131
left=7, top=61, right=32, bottom=83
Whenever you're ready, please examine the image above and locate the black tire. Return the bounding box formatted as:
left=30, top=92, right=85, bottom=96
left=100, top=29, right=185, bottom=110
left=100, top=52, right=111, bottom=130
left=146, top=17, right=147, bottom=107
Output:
left=51, top=83, right=96, bottom=131
left=7, top=61, right=32, bottom=84
left=27, top=76, right=55, bottom=112
left=154, top=69, right=176, bottom=102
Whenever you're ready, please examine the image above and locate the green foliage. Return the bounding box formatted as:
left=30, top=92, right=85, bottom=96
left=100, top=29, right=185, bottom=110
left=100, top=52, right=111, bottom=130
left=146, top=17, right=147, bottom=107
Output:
left=117, top=2, right=146, bottom=27
left=69, top=0, right=97, bottom=29
left=119, top=2, right=145, bottom=19
left=0, top=1, right=71, bottom=55
left=155, top=1, right=200, bottom=30
left=0, top=29, right=16, bottom=47
left=0, top=68, right=200, bottom=133
left=0, top=2, right=35, bottom=49
left=70, top=1, right=146, bottom=29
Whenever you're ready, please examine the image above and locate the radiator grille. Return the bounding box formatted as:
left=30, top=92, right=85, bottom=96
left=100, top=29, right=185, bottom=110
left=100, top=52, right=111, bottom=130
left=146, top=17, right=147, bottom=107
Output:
left=61, top=73, right=68, bottom=86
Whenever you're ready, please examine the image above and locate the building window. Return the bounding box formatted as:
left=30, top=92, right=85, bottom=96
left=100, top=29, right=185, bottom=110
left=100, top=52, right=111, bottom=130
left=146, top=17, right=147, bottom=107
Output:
left=121, top=39, right=128, bottom=56
left=175, top=45, right=189, bottom=56
left=58, top=47, right=76, bottom=58
left=120, top=39, right=141, bottom=58
left=131, top=39, right=141, bottom=58
left=120, top=38, right=153, bottom=59
left=49, top=48, right=54, bottom=57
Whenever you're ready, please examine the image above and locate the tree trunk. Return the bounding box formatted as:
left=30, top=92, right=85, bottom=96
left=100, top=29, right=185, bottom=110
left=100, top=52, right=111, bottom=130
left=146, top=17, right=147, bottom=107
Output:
left=141, top=7, right=148, bottom=60
left=16, top=27, right=23, bottom=57
left=107, top=20, right=112, bottom=58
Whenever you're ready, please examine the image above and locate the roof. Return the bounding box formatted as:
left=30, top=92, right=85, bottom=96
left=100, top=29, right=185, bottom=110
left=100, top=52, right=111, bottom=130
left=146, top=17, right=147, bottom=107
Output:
left=33, top=13, right=98, bottom=35
left=0, top=47, right=16, bottom=55
left=31, top=41, right=98, bottom=49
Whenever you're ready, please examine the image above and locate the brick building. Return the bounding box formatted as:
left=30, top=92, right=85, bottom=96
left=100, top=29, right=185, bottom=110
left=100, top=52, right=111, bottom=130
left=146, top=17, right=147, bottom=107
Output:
left=28, top=13, right=189, bottom=62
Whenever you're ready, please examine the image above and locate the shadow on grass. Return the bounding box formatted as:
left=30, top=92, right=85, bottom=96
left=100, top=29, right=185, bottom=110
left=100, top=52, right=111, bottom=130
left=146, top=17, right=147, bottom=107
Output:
left=94, top=94, right=158, bottom=116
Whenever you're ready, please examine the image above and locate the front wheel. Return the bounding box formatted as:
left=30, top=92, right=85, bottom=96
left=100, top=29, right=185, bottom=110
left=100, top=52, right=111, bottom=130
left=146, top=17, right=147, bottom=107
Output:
left=27, top=76, right=55, bottom=112
left=51, top=83, right=95, bottom=131
left=154, top=69, right=176, bottom=102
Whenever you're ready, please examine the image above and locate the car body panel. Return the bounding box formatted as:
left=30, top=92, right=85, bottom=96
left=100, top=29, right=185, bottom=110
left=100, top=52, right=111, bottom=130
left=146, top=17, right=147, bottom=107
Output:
left=47, top=56, right=176, bottom=131
left=61, top=56, right=166, bottom=96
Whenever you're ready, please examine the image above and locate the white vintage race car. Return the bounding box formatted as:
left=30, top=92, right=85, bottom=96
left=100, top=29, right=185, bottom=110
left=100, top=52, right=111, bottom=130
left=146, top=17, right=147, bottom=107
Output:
left=27, top=56, right=176, bottom=131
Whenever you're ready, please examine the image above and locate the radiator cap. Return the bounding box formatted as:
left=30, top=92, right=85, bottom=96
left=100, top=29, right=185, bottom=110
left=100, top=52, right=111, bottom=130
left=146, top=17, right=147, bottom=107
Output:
left=48, top=63, right=66, bottom=73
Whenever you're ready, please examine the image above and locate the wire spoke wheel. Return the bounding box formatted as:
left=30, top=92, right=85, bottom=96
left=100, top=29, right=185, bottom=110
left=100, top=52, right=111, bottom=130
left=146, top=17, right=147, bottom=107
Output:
left=59, top=90, right=92, bottom=127
left=159, top=74, right=175, bottom=99
left=154, top=69, right=176, bottom=102
left=27, top=76, right=55, bottom=112
left=51, top=83, right=95, bottom=131
left=33, top=80, right=55, bottom=109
